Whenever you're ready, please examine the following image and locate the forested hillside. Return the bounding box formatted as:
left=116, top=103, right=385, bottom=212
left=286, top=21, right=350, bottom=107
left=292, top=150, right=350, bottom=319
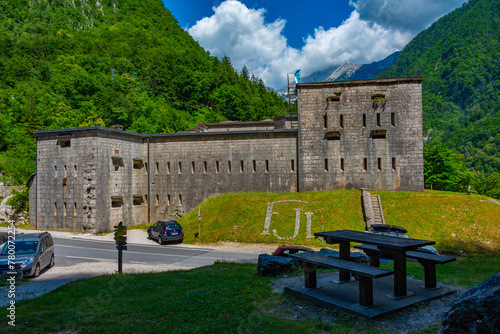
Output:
left=378, top=0, right=500, bottom=174
left=0, top=0, right=289, bottom=187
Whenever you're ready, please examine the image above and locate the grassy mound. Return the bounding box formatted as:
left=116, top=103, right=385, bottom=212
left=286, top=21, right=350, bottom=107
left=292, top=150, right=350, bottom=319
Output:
left=172, top=190, right=499, bottom=257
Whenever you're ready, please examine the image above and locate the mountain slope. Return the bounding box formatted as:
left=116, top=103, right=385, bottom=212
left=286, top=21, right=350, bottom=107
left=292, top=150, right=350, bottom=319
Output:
left=0, top=0, right=288, bottom=185
left=302, top=51, right=400, bottom=83
left=377, top=0, right=500, bottom=173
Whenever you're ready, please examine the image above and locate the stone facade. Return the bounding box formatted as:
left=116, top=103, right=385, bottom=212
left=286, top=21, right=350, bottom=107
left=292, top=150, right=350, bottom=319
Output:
left=30, top=77, right=424, bottom=233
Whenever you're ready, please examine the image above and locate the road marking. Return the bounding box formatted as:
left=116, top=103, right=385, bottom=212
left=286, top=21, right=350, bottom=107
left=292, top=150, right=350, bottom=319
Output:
left=55, top=244, right=254, bottom=261
left=129, top=261, right=148, bottom=264
left=66, top=255, right=115, bottom=262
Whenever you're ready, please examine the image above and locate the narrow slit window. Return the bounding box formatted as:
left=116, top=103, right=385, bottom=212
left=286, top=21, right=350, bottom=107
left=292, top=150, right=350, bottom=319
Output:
left=204, top=161, right=207, bottom=174
left=192, top=161, right=195, bottom=174
left=325, top=159, right=329, bottom=172
left=145, top=162, right=148, bottom=174
left=228, top=161, right=232, bottom=173
left=178, top=162, right=182, bottom=174
left=73, top=202, right=77, bottom=216
left=240, top=160, right=244, bottom=173
left=167, top=162, right=171, bottom=174
left=156, top=194, right=159, bottom=206
left=252, top=160, right=256, bottom=173
left=362, top=114, right=366, bottom=127
left=391, top=112, right=395, bottom=127
left=64, top=165, right=67, bottom=177
left=156, top=162, right=159, bottom=174
left=291, top=159, right=295, bottom=173
left=341, top=158, right=344, bottom=172
left=167, top=194, right=171, bottom=206
left=265, top=160, right=269, bottom=173
left=378, top=158, right=382, bottom=171
left=63, top=202, right=67, bottom=216
left=54, top=202, right=57, bottom=216
left=54, top=166, right=58, bottom=178
left=323, top=114, right=328, bottom=129
left=74, top=165, right=77, bottom=177
left=179, top=194, right=182, bottom=205
left=392, top=157, right=396, bottom=170
left=216, top=161, right=220, bottom=174
left=340, top=114, right=344, bottom=129
left=363, top=158, right=367, bottom=171
left=377, top=113, right=381, bottom=127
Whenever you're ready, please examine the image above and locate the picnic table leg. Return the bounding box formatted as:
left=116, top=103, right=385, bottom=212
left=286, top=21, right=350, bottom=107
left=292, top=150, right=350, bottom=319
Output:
left=359, top=277, right=374, bottom=307
left=339, top=241, right=351, bottom=281
left=393, top=251, right=407, bottom=297
left=423, top=263, right=437, bottom=288
left=303, top=262, right=317, bottom=289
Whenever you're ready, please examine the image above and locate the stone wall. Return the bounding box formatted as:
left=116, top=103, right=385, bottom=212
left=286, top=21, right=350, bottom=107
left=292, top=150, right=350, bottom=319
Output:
left=297, top=77, right=424, bottom=192
left=30, top=77, right=424, bottom=233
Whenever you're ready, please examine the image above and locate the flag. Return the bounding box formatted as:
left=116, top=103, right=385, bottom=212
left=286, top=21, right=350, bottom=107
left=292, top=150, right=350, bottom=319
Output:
left=294, top=69, right=301, bottom=84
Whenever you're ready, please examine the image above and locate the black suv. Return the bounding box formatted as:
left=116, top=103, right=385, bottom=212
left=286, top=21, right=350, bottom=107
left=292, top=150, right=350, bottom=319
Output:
left=148, top=220, right=184, bottom=244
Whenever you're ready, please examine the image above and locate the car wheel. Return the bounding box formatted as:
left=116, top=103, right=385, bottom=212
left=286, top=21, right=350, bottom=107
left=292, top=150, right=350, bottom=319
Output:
left=32, top=263, right=41, bottom=278
left=48, top=255, right=55, bottom=268
left=158, top=236, right=164, bottom=245
left=147, top=231, right=152, bottom=240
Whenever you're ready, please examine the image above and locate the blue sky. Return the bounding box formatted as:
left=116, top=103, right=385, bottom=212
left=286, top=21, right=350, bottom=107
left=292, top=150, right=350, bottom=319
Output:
left=162, top=0, right=466, bottom=89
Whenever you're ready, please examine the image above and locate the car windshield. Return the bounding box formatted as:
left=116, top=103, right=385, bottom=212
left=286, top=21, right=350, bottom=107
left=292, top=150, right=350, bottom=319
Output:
left=1, top=241, right=39, bottom=255
left=165, top=223, right=181, bottom=230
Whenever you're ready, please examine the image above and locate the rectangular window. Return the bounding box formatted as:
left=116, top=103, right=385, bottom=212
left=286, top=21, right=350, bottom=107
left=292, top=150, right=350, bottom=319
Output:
left=325, top=159, right=329, bottom=172
left=341, top=158, right=344, bottom=172
left=111, top=197, right=123, bottom=208
left=265, top=160, right=269, bottom=173
left=392, top=157, right=396, bottom=170
left=324, top=114, right=328, bottom=129
left=178, top=162, right=182, bottom=174
left=228, top=161, right=232, bottom=173
left=377, top=113, right=381, bottom=127
left=216, top=161, right=220, bottom=174
left=167, top=162, right=171, bottom=174
left=204, top=161, right=207, bottom=174
left=362, top=114, right=366, bottom=127
left=192, top=161, right=195, bottom=174
left=391, top=112, right=395, bottom=127
left=133, top=159, right=143, bottom=169
left=340, top=114, right=344, bottom=128
left=291, top=159, right=295, bottom=173
left=378, top=158, right=382, bottom=171
left=112, top=157, right=124, bottom=171
left=240, top=160, right=244, bottom=173
left=363, top=158, right=367, bottom=171
left=133, top=195, right=144, bottom=206
left=252, top=160, right=256, bottom=173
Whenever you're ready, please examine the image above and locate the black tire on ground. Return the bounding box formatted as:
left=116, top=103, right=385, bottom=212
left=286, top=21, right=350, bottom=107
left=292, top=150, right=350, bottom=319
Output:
left=48, top=255, right=55, bottom=268
left=32, top=263, right=41, bottom=278
left=158, top=236, right=164, bottom=245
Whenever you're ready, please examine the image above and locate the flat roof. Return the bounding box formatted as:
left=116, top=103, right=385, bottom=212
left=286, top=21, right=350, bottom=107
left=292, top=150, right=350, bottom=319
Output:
left=297, top=76, right=424, bottom=88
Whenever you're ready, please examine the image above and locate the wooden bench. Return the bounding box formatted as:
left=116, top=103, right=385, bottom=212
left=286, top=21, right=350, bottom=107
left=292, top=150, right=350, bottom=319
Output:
left=354, top=244, right=456, bottom=288
left=290, top=252, right=394, bottom=307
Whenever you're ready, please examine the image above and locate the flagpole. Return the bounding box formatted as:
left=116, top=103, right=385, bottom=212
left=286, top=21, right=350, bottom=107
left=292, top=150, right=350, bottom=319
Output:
left=198, top=207, right=201, bottom=239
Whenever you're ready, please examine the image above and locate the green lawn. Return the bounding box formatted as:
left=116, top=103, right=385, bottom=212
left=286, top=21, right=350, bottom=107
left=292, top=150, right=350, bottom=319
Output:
left=1, top=257, right=499, bottom=334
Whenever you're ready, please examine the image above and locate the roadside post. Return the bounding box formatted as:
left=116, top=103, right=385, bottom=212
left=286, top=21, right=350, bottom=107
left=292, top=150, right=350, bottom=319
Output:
left=114, top=221, right=127, bottom=273
left=321, top=215, right=324, bottom=242
left=198, top=207, right=201, bottom=239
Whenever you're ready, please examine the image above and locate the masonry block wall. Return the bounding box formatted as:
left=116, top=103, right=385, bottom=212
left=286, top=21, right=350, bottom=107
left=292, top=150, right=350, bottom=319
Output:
left=297, top=77, right=424, bottom=192
left=31, top=77, right=424, bottom=233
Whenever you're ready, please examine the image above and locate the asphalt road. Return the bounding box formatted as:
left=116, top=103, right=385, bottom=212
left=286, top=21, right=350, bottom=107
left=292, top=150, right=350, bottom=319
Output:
left=54, top=237, right=259, bottom=268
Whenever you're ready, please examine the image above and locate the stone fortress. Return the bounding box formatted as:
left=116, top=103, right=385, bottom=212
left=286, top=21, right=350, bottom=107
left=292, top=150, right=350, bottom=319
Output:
left=29, top=77, right=424, bottom=233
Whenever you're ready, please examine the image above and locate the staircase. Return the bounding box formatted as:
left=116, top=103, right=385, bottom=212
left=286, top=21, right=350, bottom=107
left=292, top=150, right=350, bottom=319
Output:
left=361, top=189, right=386, bottom=228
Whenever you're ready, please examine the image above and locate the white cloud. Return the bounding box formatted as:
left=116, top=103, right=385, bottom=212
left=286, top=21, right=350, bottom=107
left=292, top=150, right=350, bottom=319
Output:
left=188, top=0, right=465, bottom=89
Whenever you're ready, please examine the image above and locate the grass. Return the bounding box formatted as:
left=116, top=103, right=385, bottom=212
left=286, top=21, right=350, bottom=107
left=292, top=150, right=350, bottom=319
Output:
left=167, top=190, right=499, bottom=257
left=1, top=257, right=499, bottom=334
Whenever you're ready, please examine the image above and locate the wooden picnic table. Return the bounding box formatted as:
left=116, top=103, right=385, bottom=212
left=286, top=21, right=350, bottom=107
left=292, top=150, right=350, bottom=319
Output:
left=315, top=230, right=436, bottom=298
